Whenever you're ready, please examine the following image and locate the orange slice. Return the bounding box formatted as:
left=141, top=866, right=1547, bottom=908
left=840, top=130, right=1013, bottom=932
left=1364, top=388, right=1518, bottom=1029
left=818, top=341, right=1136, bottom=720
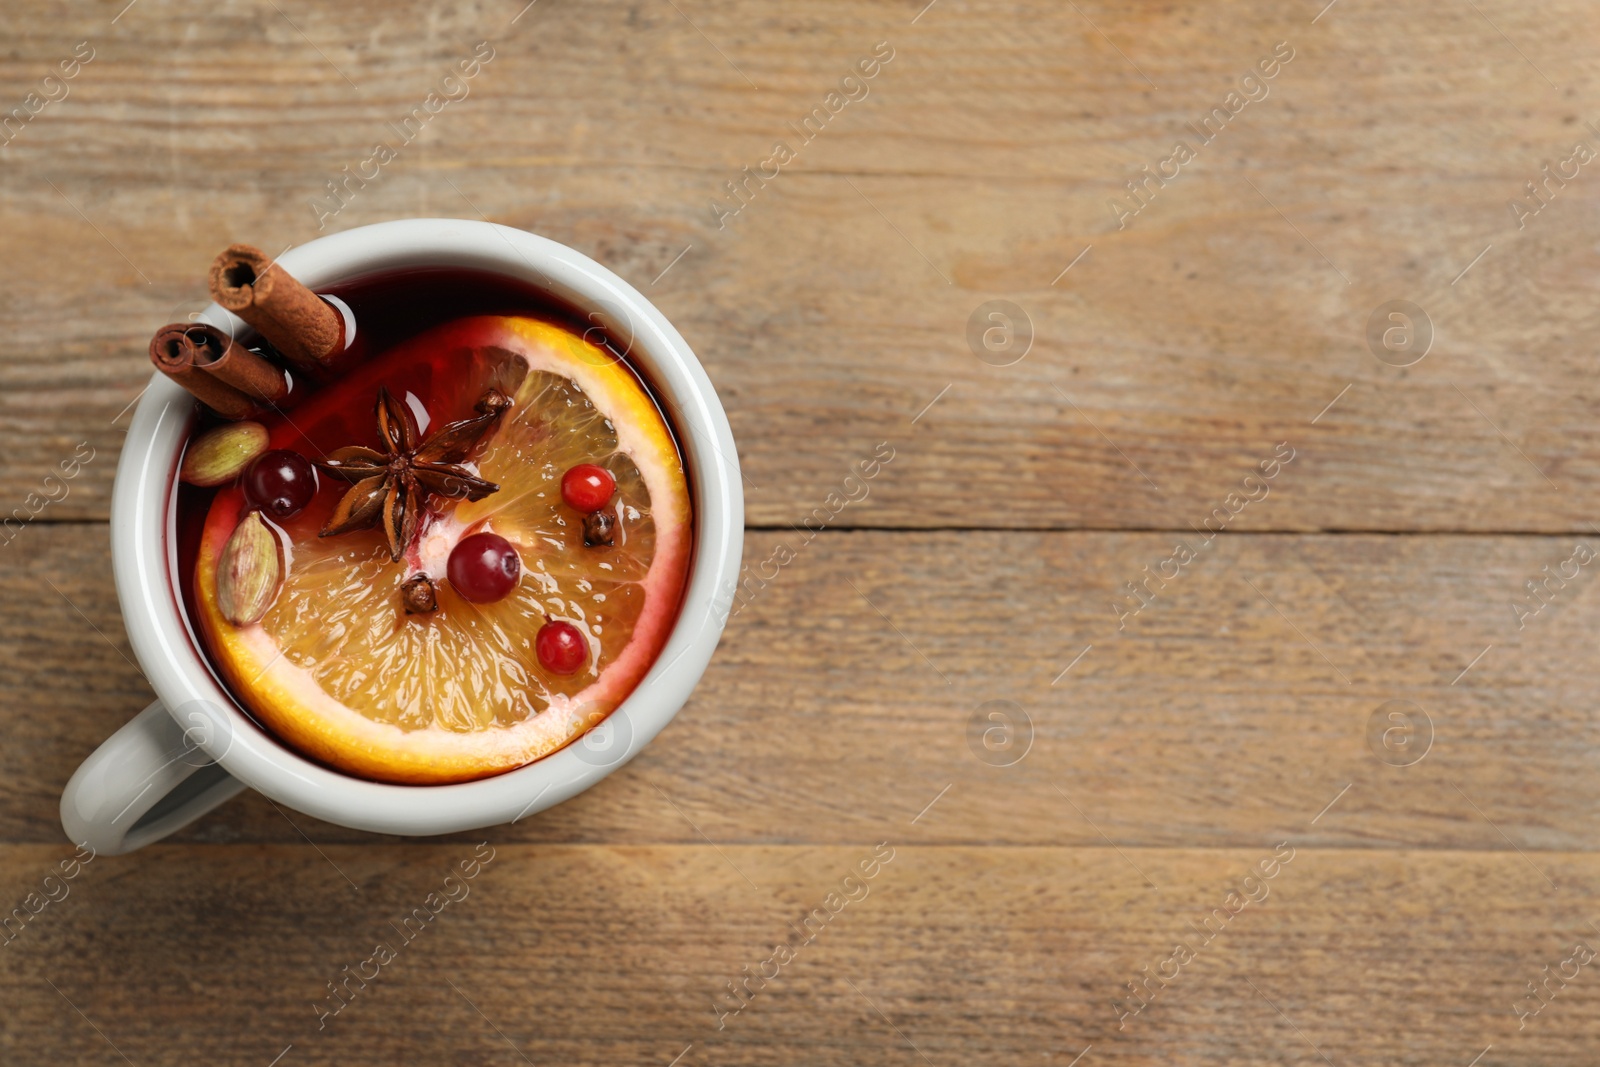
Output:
left=194, top=316, right=692, bottom=784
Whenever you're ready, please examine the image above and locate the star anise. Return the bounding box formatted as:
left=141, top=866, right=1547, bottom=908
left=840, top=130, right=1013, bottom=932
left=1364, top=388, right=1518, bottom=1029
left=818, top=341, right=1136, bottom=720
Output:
left=315, top=386, right=511, bottom=561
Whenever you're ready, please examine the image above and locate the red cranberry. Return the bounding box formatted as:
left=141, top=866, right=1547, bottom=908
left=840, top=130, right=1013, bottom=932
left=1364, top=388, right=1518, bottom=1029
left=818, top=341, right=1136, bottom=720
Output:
left=561, top=464, right=616, bottom=513
left=447, top=532, right=522, bottom=603
left=536, top=619, right=587, bottom=674
left=243, top=450, right=317, bottom=520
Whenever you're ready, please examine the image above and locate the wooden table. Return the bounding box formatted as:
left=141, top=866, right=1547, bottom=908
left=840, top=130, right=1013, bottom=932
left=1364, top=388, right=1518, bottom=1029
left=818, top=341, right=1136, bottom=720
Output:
left=3, top=0, right=1599, bottom=1063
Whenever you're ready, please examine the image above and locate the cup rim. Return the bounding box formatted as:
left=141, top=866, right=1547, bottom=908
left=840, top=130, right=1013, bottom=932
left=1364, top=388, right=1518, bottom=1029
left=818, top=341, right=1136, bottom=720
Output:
left=112, top=218, right=742, bottom=836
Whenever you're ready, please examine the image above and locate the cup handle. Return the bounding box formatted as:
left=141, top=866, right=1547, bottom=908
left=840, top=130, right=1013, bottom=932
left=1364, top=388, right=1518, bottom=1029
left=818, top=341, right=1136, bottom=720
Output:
left=60, top=701, right=247, bottom=855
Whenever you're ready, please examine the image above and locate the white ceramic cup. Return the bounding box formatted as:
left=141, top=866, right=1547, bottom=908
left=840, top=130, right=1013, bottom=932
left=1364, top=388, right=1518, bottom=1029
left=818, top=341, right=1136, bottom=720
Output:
left=60, top=218, right=743, bottom=854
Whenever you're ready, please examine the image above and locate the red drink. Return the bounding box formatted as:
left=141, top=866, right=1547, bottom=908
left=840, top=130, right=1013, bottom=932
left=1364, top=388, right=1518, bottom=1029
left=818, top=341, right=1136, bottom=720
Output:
left=172, top=268, right=693, bottom=784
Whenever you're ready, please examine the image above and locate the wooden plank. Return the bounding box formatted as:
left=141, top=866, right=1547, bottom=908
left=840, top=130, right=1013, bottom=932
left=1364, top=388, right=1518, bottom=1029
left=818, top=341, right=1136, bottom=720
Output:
left=1, top=2, right=1599, bottom=529
left=11, top=524, right=1600, bottom=851
left=2, top=1, right=1598, bottom=1064
left=1, top=843, right=1596, bottom=1065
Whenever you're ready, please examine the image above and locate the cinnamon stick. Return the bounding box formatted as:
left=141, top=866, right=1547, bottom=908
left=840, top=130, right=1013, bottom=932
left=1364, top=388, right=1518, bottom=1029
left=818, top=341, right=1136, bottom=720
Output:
left=149, top=324, right=263, bottom=420
left=208, top=244, right=343, bottom=373
left=192, top=323, right=288, bottom=402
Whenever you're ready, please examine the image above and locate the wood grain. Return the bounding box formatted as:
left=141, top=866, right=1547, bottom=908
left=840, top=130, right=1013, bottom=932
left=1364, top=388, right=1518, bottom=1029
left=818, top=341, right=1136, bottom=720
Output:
left=2, top=844, right=1597, bottom=1066
left=2, top=0, right=1600, bottom=529
left=2, top=0, right=1599, bottom=1064
left=10, top=524, right=1600, bottom=853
